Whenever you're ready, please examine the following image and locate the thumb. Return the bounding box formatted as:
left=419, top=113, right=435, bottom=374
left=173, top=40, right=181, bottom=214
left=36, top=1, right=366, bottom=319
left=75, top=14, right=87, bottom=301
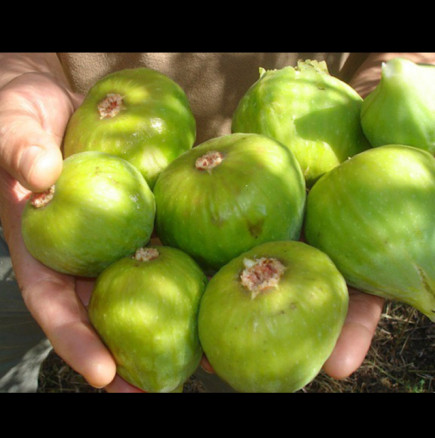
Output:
left=0, top=116, right=63, bottom=192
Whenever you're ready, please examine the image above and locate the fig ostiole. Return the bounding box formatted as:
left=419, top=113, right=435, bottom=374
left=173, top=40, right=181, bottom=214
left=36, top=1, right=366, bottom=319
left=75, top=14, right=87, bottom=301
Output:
left=21, top=151, right=156, bottom=278
left=88, top=245, right=208, bottom=393
left=232, top=59, right=370, bottom=187
left=63, top=67, right=196, bottom=189
left=305, top=144, right=435, bottom=321
left=153, top=133, right=306, bottom=274
left=361, top=57, right=435, bottom=153
left=198, top=240, right=349, bottom=393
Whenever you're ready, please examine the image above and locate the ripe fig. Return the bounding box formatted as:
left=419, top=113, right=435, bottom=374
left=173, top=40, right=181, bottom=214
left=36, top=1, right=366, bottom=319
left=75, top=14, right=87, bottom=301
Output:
left=232, top=60, right=370, bottom=187
left=361, top=57, right=435, bottom=153
left=153, top=133, right=306, bottom=273
left=88, top=245, right=208, bottom=393
left=197, top=240, right=348, bottom=393
left=21, top=151, right=155, bottom=278
left=63, top=67, right=196, bottom=189
left=305, top=144, right=435, bottom=321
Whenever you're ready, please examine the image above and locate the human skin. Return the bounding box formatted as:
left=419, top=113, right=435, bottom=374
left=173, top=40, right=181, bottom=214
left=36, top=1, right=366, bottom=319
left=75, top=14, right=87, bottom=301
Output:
left=1, top=52, right=433, bottom=391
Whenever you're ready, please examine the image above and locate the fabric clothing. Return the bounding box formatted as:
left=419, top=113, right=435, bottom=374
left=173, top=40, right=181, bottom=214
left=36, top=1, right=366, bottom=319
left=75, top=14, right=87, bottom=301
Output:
left=58, top=52, right=369, bottom=145
left=1, top=52, right=370, bottom=392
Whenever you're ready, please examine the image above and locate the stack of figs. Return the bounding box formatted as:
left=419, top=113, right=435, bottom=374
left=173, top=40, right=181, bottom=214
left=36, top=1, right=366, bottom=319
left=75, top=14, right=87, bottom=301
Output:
left=21, top=58, right=435, bottom=393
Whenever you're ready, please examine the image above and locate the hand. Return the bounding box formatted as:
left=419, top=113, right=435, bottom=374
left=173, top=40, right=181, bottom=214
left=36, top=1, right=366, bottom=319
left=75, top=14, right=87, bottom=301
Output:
left=0, top=71, right=143, bottom=392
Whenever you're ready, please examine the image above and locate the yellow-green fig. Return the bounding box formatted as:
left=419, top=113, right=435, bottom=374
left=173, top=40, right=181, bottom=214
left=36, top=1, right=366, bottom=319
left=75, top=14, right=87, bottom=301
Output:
left=305, top=144, right=435, bottom=321
left=63, top=68, right=196, bottom=189
left=232, top=60, right=370, bottom=187
left=198, top=240, right=348, bottom=393
left=361, top=57, right=435, bottom=152
left=154, top=133, right=306, bottom=274
left=21, top=151, right=155, bottom=277
left=89, top=245, right=208, bottom=393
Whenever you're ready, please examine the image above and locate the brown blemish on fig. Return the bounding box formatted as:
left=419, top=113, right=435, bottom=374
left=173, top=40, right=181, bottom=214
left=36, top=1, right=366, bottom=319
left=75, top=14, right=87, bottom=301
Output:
left=247, top=218, right=264, bottom=238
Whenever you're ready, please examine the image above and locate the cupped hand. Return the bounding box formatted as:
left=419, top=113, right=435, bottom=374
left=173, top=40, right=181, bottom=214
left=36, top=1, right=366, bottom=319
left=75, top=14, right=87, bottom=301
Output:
left=0, top=72, right=143, bottom=392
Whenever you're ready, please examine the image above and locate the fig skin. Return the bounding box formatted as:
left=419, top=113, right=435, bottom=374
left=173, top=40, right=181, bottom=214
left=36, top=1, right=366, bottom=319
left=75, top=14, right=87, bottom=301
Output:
left=153, top=133, right=306, bottom=274
left=305, top=144, right=435, bottom=321
left=63, top=68, right=196, bottom=189
left=21, top=151, right=156, bottom=278
left=197, top=240, right=348, bottom=393
left=232, top=60, right=370, bottom=187
left=361, top=57, right=435, bottom=153
left=88, top=245, right=208, bottom=393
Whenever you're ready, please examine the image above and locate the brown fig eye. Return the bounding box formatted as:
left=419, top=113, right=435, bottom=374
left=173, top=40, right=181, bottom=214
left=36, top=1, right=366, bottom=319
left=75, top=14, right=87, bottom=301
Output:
left=97, top=93, right=124, bottom=119
left=30, top=185, right=55, bottom=208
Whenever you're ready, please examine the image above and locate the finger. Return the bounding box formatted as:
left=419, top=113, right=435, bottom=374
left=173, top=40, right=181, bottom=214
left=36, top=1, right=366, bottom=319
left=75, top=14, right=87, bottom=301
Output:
left=200, top=355, right=214, bottom=374
left=0, top=73, right=75, bottom=193
left=22, top=272, right=118, bottom=389
left=0, top=114, right=63, bottom=192
left=17, top=254, right=117, bottom=389
left=104, top=375, right=145, bottom=393
left=322, top=288, right=384, bottom=379
left=75, top=277, right=96, bottom=307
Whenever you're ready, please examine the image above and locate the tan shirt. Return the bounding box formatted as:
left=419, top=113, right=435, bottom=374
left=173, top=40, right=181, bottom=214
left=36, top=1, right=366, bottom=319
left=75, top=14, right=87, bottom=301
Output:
left=58, top=52, right=369, bottom=145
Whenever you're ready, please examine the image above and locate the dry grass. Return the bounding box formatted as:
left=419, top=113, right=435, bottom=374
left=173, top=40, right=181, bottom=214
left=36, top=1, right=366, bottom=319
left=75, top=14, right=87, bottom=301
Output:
left=37, top=300, right=435, bottom=393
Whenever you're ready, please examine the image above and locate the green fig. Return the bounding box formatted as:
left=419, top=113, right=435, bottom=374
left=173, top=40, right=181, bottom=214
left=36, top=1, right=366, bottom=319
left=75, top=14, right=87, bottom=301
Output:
left=305, top=144, right=435, bottom=321
left=232, top=60, right=370, bottom=187
left=63, top=68, right=196, bottom=189
left=21, top=151, right=155, bottom=277
left=198, top=240, right=348, bottom=393
left=88, top=245, right=208, bottom=393
left=361, top=57, right=435, bottom=153
left=153, top=133, right=306, bottom=273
